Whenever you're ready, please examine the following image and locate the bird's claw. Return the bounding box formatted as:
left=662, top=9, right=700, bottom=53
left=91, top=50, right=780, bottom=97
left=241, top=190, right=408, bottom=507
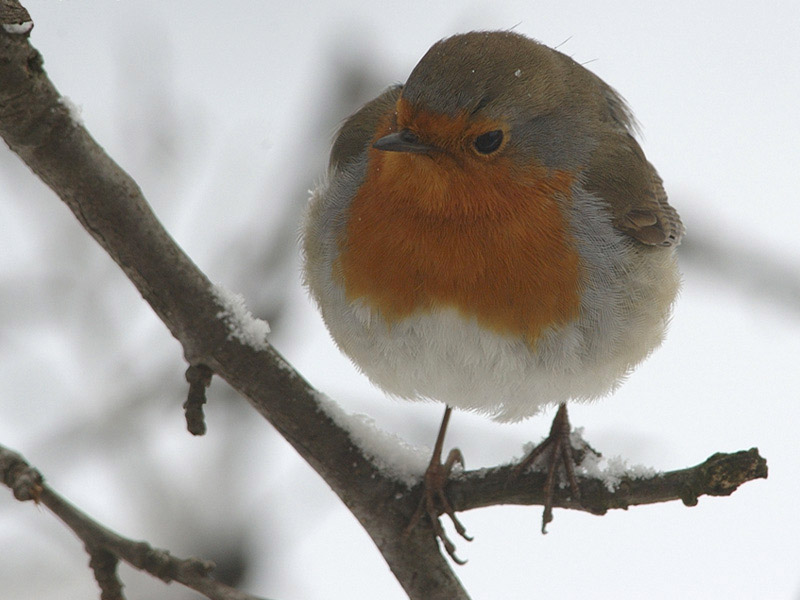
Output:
left=511, top=404, right=583, bottom=533
left=405, top=447, right=472, bottom=564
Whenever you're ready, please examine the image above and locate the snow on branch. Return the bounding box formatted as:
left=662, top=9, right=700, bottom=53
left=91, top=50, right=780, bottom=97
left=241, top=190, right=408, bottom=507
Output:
left=448, top=447, right=767, bottom=515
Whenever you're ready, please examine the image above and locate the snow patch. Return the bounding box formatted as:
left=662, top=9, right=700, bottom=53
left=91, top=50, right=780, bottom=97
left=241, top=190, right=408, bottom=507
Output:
left=58, top=96, right=83, bottom=126
left=517, top=427, right=659, bottom=492
left=211, top=284, right=270, bottom=351
left=315, top=392, right=429, bottom=488
left=571, top=427, right=659, bottom=492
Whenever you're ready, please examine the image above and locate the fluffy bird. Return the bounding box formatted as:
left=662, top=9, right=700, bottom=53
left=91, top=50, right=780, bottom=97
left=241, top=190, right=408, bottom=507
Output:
left=303, top=30, right=682, bottom=560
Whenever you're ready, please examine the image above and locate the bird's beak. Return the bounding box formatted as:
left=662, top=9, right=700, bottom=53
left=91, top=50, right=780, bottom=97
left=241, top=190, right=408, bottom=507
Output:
left=372, top=129, right=433, bottom=154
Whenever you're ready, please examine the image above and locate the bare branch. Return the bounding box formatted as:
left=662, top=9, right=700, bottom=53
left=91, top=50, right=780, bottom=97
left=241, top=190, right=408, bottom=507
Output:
left=184, top=364, right=213, bottom=435
left=0, top=443, right=272, bottom=600
left=447, top=448, right=768, bottom=515
left=0, top=9, right=469, bottom=598
left=87, top=548, right=124, bottom=600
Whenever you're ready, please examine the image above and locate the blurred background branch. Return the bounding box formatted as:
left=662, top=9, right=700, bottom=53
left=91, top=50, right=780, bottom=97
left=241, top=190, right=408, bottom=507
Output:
left=0, top=443, right=272, bottom=600
left=680, top=226, right=800, bottom=318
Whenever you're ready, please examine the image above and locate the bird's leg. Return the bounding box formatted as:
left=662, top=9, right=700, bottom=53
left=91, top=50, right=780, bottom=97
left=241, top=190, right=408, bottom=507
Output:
left=512, top=403, right=582, bottom=533
left=404, top=405, right=472, bottom=564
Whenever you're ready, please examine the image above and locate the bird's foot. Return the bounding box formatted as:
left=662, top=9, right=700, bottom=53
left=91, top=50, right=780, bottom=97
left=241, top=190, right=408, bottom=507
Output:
left=511, top=403, right=585, bottom=533
left=404, top=447, right=472, bottom=564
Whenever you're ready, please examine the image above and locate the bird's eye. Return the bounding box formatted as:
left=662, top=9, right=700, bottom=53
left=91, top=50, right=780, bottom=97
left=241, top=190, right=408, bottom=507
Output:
left=473, top=130, right=504, bottom=155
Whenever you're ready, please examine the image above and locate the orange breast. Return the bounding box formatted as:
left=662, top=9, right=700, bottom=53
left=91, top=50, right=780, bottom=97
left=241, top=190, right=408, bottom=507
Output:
left=337, top=120, right=582, bottom=344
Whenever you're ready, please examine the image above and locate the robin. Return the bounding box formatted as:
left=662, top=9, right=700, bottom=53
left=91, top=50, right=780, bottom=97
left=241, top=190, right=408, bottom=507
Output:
left=302, top=30, right=682, bottom=562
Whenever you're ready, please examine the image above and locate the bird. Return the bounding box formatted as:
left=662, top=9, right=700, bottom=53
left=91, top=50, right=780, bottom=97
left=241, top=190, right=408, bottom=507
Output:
left=302, top=30, right=682, bottom=562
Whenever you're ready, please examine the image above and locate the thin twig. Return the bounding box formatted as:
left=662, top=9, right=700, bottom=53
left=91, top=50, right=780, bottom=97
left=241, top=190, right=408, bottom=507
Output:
left=184, top=364, right=213, bottom=435
left=87, top=547, right=124, bottom=600
left=448, top=447, right=768, bottom=515
left=0, top=444, right=272, bottom=600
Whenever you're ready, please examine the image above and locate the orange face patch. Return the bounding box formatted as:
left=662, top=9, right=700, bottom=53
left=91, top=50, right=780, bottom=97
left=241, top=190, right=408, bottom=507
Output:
left=337, top=105, right=582, bottom=344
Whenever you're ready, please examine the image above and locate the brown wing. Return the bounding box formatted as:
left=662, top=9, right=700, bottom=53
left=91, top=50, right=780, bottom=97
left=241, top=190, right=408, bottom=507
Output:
left=582, top=131, right=683, bottom=247
left=329, top=85, right=402, bottom=172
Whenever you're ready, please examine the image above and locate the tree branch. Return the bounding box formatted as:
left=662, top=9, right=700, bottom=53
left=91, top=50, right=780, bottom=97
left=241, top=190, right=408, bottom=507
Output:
left=0, top=443, right=271, bottom=600
left=87, top=548, right=124, bottom=600
left=448, top=447, right=767, bottom=514
left=0, top=5, right=767, bottom=600
left=184, top=363, right=213, bottom=435
left=0, top=7, right=467, bottom=598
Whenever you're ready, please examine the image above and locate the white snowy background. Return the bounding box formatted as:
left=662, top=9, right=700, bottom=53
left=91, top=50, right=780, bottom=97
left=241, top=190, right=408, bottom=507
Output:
left=1, top=1, right=799, bottom=599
